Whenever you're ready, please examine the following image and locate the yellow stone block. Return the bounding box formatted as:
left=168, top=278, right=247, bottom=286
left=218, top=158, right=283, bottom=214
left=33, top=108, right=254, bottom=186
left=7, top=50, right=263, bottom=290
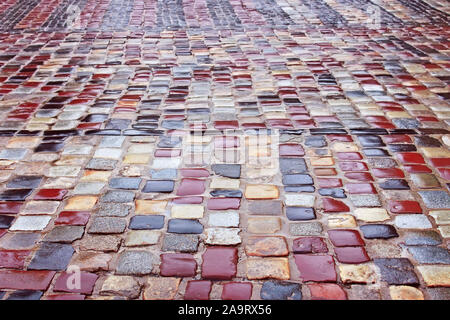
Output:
left=123, top=154, right=151, bottom=164
left=339, top=264, right=376, bottom=284
left=310, top=157, right=334, bottom=166
left=332, top=142, right=359, bottom=152
left=438, top=226, right=450, bottom=238
left=128, top=144, right=154, bottom=154
left=135, top=200, right=168, bottom=214
left=143, top=278, right=181, bottom=300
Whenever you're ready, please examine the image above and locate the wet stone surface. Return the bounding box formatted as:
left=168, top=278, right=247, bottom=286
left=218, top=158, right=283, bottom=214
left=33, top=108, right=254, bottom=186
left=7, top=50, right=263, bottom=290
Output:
left=0, top=0, right=448, bottom=300
left=28, top=243, right=74, bottom=271
left=115, top=251, right=155, bottom=275
left=374, top=258, right=420, bottom=285
left=260, top=281, right=302, bottom=300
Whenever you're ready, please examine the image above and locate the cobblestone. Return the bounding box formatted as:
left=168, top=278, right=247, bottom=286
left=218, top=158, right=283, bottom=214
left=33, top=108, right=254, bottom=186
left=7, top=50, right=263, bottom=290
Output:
left=0, top=0, right=448, bottom=301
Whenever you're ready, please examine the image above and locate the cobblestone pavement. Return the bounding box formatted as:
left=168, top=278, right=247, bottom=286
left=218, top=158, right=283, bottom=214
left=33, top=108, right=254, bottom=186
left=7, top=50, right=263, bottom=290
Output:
left=0, top=0, right=449, bottom=300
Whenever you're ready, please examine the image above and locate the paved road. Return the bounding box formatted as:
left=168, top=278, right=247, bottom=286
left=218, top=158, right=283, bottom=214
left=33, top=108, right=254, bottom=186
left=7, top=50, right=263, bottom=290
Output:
left=0, top=0, right=448, bottom=300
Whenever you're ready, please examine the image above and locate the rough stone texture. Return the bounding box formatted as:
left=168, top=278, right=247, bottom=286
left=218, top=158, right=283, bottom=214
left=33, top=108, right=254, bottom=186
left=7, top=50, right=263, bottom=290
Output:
left=349, top=195, right=381, bottom=207
left=78, top=235, right=121, bottom=252
left=86, top=159, right=117, bottom=171
left=101, top=191, right=135, bottom=203
left=143, top=278, right=180, bottom=300
left=205, top=228, right=241, bottom=245
left=44, top=226, right=85, bottom=243
left=427, top=288, right=450, bottom=300
left=418, top=191, right=450, bottom=209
